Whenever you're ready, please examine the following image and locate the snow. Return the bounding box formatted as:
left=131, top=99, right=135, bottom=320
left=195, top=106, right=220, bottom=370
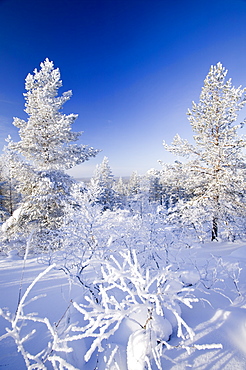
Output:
left=2, top=207, right=22, bottom=233
left=2, top=57, right=246, bottom=370
left=0, top=256, right=81, bottom=369
left=1, top=241, right=246, bottom=369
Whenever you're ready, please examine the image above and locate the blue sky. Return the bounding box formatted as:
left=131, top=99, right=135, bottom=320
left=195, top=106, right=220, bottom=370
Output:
left=1, top=0, right=246, bottom=178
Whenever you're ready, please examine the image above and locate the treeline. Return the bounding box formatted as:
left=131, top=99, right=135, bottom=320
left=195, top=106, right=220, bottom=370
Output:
left=1, top=60, right=246, bottom=251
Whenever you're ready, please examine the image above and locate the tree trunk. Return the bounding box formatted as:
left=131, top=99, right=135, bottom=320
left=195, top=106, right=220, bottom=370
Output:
left=211, top=217, right=218, bottom=241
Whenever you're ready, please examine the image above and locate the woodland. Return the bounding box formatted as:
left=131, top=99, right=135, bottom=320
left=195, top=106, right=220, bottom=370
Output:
left=0, top=60, right=246, bottom=369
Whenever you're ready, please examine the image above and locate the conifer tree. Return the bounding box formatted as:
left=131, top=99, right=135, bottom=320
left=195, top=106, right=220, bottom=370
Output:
left=0, top=136, right=24, bottom=218
left=146, top=169, right=163, bottom=204
left=164, top=63, right=246, bottom=240
left=0, top=178, right=6, bottom=222
left=127, top=171, right=140, bottom=196
left=113, top=176, right=127, bottom=208
left=89, top=156, right=116, bottom=211
left=127, top=171, right=145, bottom=214
left=11, top=58, right=98, bottom=170
left=3, top=59, right=99, bottom=247
left=113, top=177, right=126, bottom=196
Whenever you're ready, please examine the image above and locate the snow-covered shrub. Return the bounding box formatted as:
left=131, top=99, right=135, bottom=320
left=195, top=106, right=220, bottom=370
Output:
left=60, top=249, right=219, bottom=369
left=0, top=263, right=80, bottom=370
left=193, top=254, right=243, bottom=304
left=0, top=237, right=226, bottom=370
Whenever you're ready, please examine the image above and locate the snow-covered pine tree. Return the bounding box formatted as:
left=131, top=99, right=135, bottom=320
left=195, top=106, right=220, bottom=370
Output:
left=3, top=59, right=99, bottom=248
left=89, top=156, right=116, bottom=211
left=0, top=158, right=7, bottom=222
left=113, top=176, right=126, bottom=196
left=164, top=62, right=246, bottom=241
left=113, top=176, right=127, bottom=208
left=127, top=171, right=140, bottom=197
left=0, top=136, right=24, bottom=218
left=127, top=172, right=151, bottom=216
left=158, top=161, right=194, bottom=212
left=126, top=171, right=143, bottom=213
left=12, top=59, right=98, bottom=170
left=146, top=169, right=163, bottom=204
left=0, top=179, right=6, bottom=222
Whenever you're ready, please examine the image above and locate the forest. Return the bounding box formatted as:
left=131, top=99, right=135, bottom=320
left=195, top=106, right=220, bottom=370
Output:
left=0, top=59, right=246, bottom=369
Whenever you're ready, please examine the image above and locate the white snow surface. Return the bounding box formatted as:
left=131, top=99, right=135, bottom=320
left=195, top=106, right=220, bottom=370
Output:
left=0, top=241, right=246, bottom=369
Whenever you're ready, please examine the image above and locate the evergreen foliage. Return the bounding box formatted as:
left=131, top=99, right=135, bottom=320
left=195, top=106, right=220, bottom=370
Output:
left=89, top=156, right=116, bottom=211
left=2, top=59, right=99, bottom=247
left=11, top=58, right=98, bottom=170
left=0, top=136, right=25, bottom=218
left=127, top=171, right=140, bottom=196
left=146, top=169, right=163, bottom=204
left=164, top=63, right=246, bottom=240
left=113, top=177, right=127, bottom=208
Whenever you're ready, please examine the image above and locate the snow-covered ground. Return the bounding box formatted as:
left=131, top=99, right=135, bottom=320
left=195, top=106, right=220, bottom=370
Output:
left=161, top=242, right=246, bottom=369
left=1, top=241, right=246, bottom=369
left=0, top=253, right=79, bottom=369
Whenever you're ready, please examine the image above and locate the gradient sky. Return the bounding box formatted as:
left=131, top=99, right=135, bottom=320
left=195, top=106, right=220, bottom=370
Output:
left=1, top=0, right=246, bottom=178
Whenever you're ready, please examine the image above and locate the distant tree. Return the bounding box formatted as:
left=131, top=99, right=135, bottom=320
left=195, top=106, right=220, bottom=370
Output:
left=126, top=172, right=151, bottom=216
left=0, top=179, right=6, bottom=222
left=0, top=157, right=7, bottom=221
left=127, top=171, right=140, bottom=197
left=113, top=177, right=127, bottom=208
left=113, top=176, right=126, bottom=196
left=158, top=161, right=193, bottom=211
left=3, top=59, right=99, bottom=248
left=146, top=169, right=163, bottom=204
left=164, top=63, right=246, bottom=240
left=89, top=157, right=116, bottom=211
left=0, top=136, right=23, bottom=218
